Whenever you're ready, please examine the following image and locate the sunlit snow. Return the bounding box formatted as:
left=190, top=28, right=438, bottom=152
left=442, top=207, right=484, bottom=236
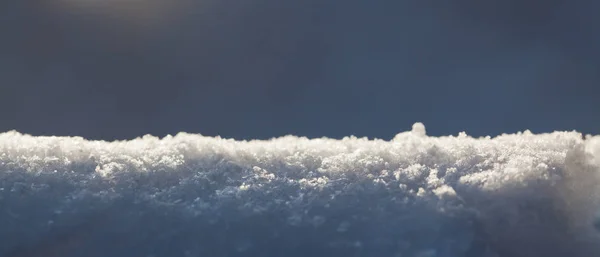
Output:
left=1, top=123, right=600, bottom=256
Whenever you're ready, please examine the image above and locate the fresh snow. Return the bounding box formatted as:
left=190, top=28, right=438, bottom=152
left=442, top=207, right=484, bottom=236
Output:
left=1, top=123, right=600, bottom=257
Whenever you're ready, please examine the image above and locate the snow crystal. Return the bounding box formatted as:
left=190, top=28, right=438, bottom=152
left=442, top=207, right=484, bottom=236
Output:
left=0, top=123, right=599, bottom=256
left=412, top=122, right=427, bottom=137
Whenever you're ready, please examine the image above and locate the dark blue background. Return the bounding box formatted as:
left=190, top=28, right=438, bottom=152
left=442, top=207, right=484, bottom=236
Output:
left=1, top=0, right=599, bottom=140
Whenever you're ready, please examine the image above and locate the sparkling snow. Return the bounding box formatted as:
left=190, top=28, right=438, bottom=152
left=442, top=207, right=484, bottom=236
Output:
left=1, top=123, right=600, bottom=256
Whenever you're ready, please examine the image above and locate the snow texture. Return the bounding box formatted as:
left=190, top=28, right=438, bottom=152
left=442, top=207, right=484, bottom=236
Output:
left=1, top=123, right=600, bottom=257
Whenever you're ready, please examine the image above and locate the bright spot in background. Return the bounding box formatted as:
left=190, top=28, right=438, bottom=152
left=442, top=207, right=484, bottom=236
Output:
left=1, top=123, right=600, bottom=256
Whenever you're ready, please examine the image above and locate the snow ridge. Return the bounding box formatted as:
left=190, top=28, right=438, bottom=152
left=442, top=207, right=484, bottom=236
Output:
left=1, top=123, right=599, bottom=257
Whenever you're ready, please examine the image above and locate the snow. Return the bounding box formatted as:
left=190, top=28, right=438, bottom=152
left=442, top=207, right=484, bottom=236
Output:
left=1, top=124, right=599, bottom=257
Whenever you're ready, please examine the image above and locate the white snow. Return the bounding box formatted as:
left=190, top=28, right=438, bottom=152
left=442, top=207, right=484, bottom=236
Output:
left=0, top=123, right=599, bottom=256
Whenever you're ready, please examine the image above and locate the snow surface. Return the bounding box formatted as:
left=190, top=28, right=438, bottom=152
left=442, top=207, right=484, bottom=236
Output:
left=1, top=123, right=600, bottom=257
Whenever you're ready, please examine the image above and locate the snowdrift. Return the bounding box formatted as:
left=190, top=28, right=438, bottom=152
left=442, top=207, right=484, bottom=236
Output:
left=1, top=123, right=600, bottom=257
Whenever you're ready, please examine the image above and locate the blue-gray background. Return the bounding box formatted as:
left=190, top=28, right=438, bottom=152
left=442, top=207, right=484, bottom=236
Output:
left=1, top=0, right=599, bottom=140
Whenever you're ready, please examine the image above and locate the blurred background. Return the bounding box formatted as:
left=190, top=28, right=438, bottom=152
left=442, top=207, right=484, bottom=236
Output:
left=1, top=0, right=599, bottom=140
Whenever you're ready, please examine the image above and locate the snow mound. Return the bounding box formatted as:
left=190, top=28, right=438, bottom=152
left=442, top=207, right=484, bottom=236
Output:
left=1, top=123, right=599, bottom=257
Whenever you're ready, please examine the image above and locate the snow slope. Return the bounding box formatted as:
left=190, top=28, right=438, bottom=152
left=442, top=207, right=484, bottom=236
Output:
left=1, top=123, right=599, bottom=257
